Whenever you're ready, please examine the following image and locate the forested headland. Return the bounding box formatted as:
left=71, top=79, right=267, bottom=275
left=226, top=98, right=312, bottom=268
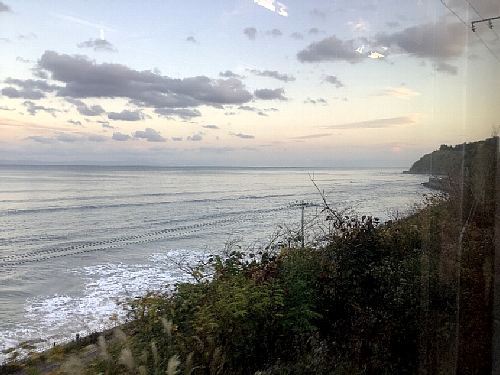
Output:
left=2, top=137, right=499, bottom=375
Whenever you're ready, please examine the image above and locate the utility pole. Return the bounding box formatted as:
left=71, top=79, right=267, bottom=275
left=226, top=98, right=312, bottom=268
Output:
left=471, top=16, right=500, bottom=32
left=289, top=201, right=316, bottom=248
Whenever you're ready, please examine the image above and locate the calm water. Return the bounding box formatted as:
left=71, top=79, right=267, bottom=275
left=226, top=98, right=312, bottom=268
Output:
left=0, top=165, right=428, bottom=353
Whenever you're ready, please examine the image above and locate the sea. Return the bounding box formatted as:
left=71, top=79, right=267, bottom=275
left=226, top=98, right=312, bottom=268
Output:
left=0, top=165, right=429, bottom=358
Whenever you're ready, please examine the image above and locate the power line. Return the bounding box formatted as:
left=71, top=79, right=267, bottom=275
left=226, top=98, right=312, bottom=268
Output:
left=440, top=0, right=471, bottom=28
left=439, top=0, right=500, bottom=63
left=466, top=0, right=500, bottom=41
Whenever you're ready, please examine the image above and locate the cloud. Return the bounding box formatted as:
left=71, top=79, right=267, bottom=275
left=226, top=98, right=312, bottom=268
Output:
left=254, top=0, right=288, bottom=17
left=254, top=88, right=287, bottom=100
left=186, top=36, right=198, bottom=44
left=323, top=75, right=345, bottom=88
left=36, top=51, right=254, bottom=113
left=25, top=135, right=56, bottom=144
left=243, top=27, right=257, bottom=40
left=16, top=56, right=31, bottom=63
left=108, top=109, right=143, bottom=121
left=188, top=134, right=203, bottom=141
left=433, top=62, right=458, bottom=75
left=203, top=124, right=219, bottom=129
left=247, top=69, right=295, bottom=82
left=293, top=133, right=332, bottom=140
left=88, top=135, right=106, bottom=142
left=290, top=32, right=304, bottom=40
left=172, top=137, right=183, bottom=141
left=112, top=132, right=132, bottom=141
left=0, top=105, right=15, bottom=111
left=309, top=27, right=321, bottom=35
left=0, top=2, right=11, bottom=12
left=297, top=35, right=364, bottom=63
left=230, top=132, right=255, bottom=139
left=238, top=105, right=258, bottom=111
left=2, top=86, right=45, bottom=100
left=23, top=101, right=59, bottom=116
left=267, top=29, right=282, bottom=37
left=219, top=70, right=243, bottom=78
left=66, top=98, right=105, bottom=116
left=386, top=21, right=400, bottom=28
left=372, top=87, right=421, bottom=99
left=97, top=120, right=114, bottom=129
left=134, top=128, right=166, bottom=142
left=325, top=114, right=421, bottom=129
left=373, top=21, right=466, bottom=61
left=154, top=108, right=201, bottom=120
left=258, top=111, right=268, bottom=116
left=310, top=8, right=327, bottom=19
left=2, top=78, right=58, bottom=99
left=304, top=97, right=327, bottom=105
left=68, top=119, right=82, bottom=126
left=347, top=19, right=369, bottom=33
left=57, top=133, right=81, bottom=142
left=77, top=38, right=117, bottom=52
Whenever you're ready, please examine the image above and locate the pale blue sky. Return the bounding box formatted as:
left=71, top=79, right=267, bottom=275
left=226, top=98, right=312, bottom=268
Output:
left=1, top=0, right=499, bottom=166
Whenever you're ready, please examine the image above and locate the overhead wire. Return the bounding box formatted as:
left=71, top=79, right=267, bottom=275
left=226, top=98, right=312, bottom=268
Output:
left=465, top=0, right=500, bottom=41
left=439, top=0, right=500, bottom=63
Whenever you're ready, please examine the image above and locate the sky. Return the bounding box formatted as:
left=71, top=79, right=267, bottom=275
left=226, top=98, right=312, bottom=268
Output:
left=0, top=0, right=499, bottom=167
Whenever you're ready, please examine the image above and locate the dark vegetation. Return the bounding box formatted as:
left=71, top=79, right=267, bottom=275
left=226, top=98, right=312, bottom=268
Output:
left=1, top=137, right=498, bottom=375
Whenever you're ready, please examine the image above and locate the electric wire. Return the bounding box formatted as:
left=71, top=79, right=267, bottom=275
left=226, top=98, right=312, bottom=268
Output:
left=465, top=0, right=500, bottom=41
left=440, top=0, right=500, bottom=63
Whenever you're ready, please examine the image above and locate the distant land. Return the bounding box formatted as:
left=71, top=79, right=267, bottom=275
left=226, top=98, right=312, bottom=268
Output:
left=405, top=136, right=498, bottom=176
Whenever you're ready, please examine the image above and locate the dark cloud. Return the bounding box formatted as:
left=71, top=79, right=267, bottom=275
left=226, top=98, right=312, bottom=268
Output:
left=310, top=8, right=327, bottom=19
left=108, top=109, right=143, bottom=121
left=433, top=62, right=458, bottom=75
left=386, top=21, right=400, bottom=28
left=186, top=36, right=198, bottom=43
left=323, top=75, right=345, bottom=88
left=25, top=135, right=55, bottom=144
left=219, top=70, right=243, bottom=79
left=304, top=97, right=328, bottom=105
left=309, top=28, right=320, bottom=35
left=112, top=132, right=132, bottom=141
left=0, top=1, right=11, bottom=12
left=77, top=38, right=117, bottom=52
left=36, top=51, right=253, bottom=114
left=88, top=135, right=106, bottom=142
left=154, top=108, right=201, bottom=120
left=57, top=133, right=80, bottom=142
left=257, top=111, right=268, bottom=116
left=23, top=100, right=59, bottom=116
left=290, top=32, right=304, bottom=40
left=297, top=35, right=363, bottom=63
left=267, top=29, right=282, bottom=37
left=373, top=21, right=466, bottom=61
left=243, top=27, right=257, bottom=40
left=247, top=69, right=295, bottom=82
left=172, top=137, right=183, bottom=141
left=325, top=115, right=420, bottom=129
left=188, top=134, right=203, bottom=141
left=66, top=98, right=105, bottom=116
left=203, top=124, right=219, bottom=129
left=230, top=132, right=255, bottom=139
left=2, top=78, right=58, bottom=99
left=238, top=105, right=258, bottom=111
left=68, top=119, right=82, bottom=126
left=134, top=128, right=166, bottom=142
left=2, top=86, right=44, bottom=100
left=254, top=88, right=287, bottom=100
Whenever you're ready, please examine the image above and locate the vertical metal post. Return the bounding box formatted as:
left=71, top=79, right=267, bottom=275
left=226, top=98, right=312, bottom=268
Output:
left=301, top=201, right=305, bottom=248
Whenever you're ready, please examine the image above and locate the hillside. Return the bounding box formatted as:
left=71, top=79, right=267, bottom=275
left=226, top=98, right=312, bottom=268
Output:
left=406, top=136, right=498, bottom=176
